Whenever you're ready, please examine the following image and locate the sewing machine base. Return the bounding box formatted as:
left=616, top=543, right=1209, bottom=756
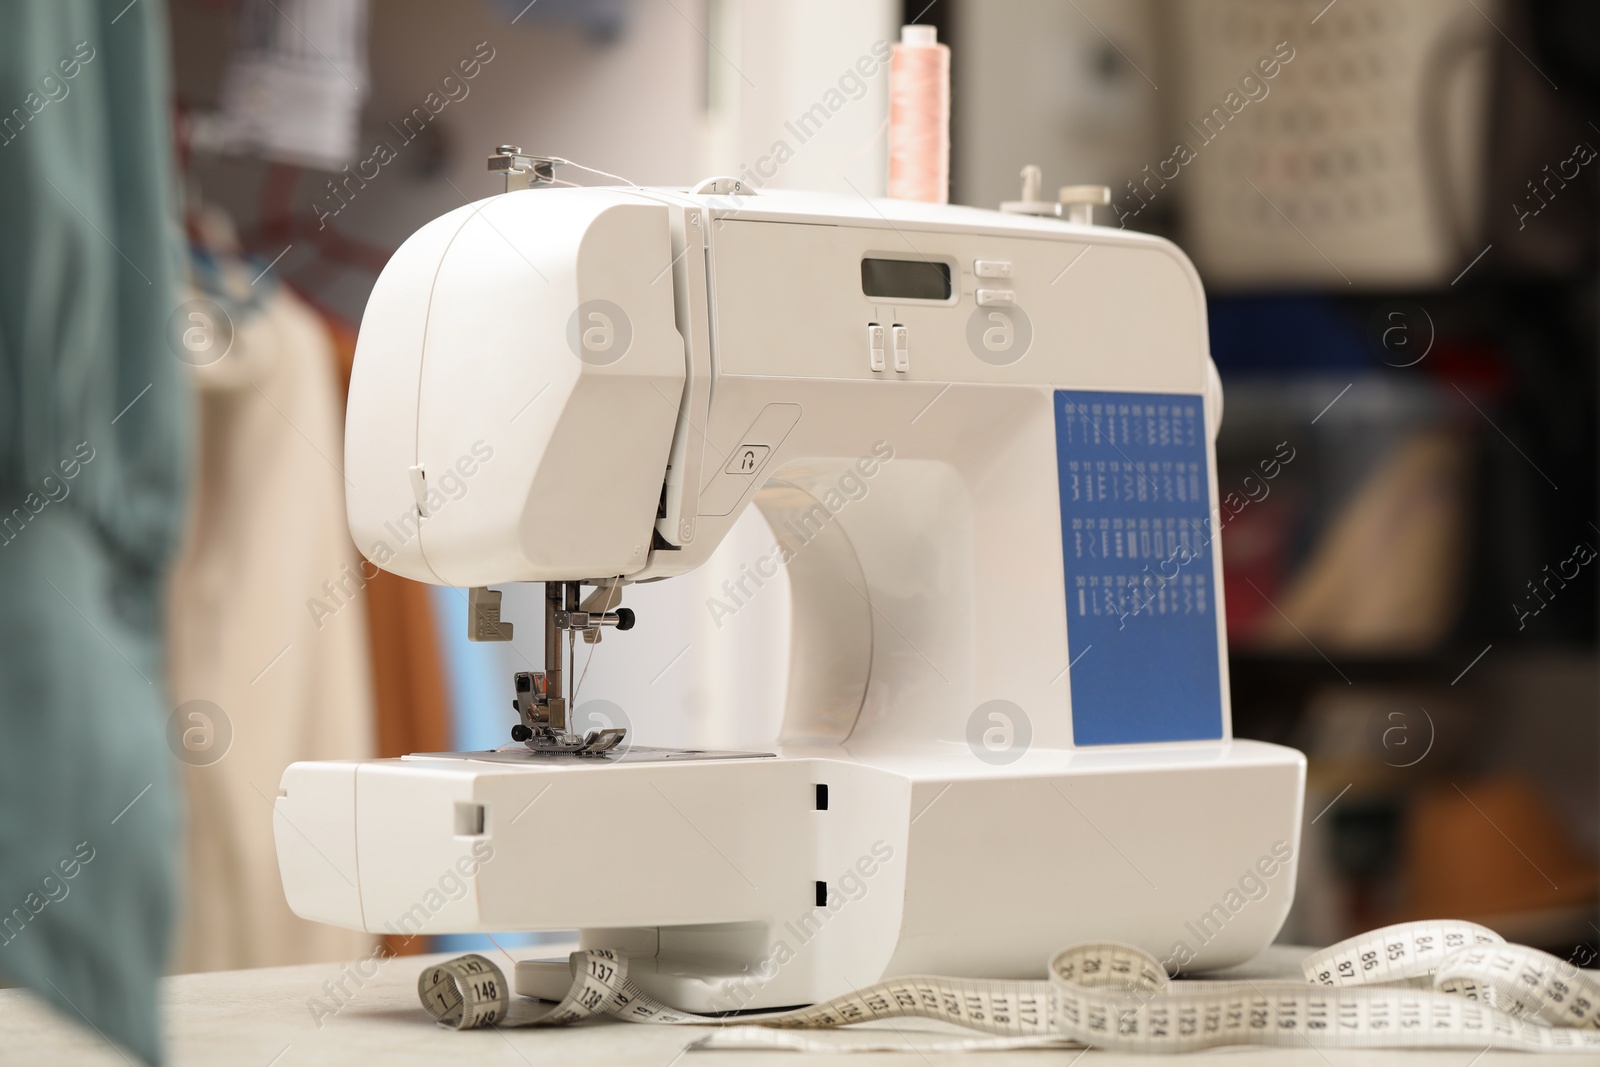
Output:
left=277, top=740, right=1303, bottom=1011
left=412, top=745, right=777, bottom=765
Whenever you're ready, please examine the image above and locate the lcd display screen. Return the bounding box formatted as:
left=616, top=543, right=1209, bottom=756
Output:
left=861, top=258, right=951, bottom=300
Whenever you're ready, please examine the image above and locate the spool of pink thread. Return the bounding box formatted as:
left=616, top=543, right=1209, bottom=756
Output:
left=888, top=24, right=950, bottom=204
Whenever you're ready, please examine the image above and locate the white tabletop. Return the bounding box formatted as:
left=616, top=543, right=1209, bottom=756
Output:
left=0, top=942, right=1560, bottom=1065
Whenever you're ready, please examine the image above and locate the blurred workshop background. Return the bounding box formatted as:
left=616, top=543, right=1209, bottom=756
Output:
left=20, top=0, right=1598, bottom=986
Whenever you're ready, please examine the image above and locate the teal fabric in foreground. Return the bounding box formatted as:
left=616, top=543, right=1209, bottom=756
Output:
left=0, top=2, right=190, bottom=1064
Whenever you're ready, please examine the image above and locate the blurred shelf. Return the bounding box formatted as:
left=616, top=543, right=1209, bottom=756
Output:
left=1229, top=646, right=1493, bottom=676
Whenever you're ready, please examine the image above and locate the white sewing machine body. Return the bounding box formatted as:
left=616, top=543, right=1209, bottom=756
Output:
left=276, top=181, right=1306, bottom=1011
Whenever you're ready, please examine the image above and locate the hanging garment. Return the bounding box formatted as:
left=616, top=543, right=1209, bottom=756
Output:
left=0, top=2, right=190, bottom=1064
left=196, top=0, right=369, bottom=171
left=166, top=207, right=375, bottom=972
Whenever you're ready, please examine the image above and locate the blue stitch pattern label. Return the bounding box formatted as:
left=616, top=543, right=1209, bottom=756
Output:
left=1054, top=390, right=1224, bottom=745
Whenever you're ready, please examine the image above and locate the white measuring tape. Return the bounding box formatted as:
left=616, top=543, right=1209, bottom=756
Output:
left=418, top=920, right=1600, bottom=1053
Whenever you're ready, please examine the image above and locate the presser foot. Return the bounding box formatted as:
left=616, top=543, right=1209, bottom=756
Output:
left=513, top=725, right=627, bottom=757
left=510, top=669, right=625, bottom=755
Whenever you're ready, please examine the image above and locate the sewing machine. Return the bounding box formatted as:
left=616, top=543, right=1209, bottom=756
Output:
left=275, top=156, right=1306, bottom=1011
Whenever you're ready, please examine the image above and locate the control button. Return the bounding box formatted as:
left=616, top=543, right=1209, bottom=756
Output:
left=975, top=288, right=1015, bottom=307
left=700, top=403, right=801, bottom=516
left=867, top=323, right=885, bottom=372
left=974, top=259, right=1013, bottom=279
left=725, top=444, right=770, bottom=475
left=891, top=325, right=909, bottom=372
